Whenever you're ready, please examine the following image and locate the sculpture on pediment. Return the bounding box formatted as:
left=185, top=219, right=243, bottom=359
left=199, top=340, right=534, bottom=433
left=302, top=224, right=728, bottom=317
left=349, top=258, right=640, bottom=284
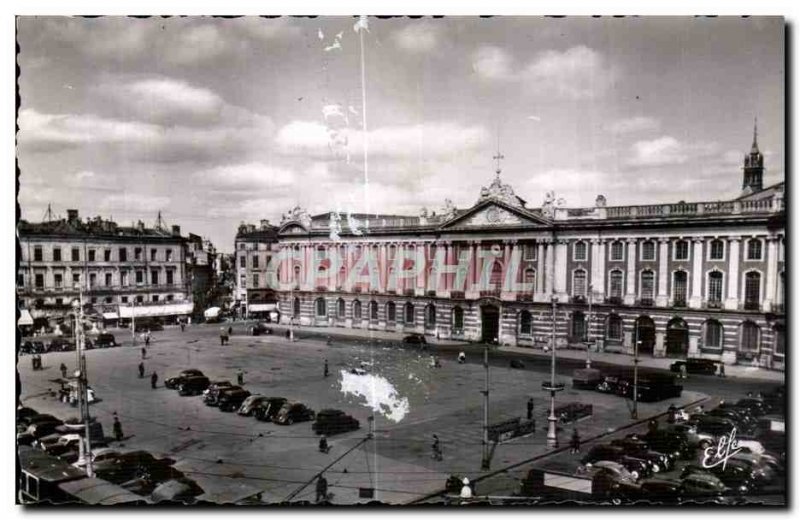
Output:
left=595, top=194, right=607, bottom=208
left=329, top=211, right=342, bottom=241
left=442, top=199, right=457, bottom=220
left=476, top=173, right=521, bottom=207
left=281, top=206, right=312, bottom=229
left=541, top=191, right=566, bottom=219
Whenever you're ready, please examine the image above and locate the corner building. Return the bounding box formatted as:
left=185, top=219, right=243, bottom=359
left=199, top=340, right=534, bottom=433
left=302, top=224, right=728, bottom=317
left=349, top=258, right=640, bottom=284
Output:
left=272, top=134, right=786, bottom=371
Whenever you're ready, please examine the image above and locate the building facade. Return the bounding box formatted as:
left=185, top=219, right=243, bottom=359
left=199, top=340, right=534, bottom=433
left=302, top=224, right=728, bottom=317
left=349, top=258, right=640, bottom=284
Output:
left=267, top=132, right=786, bottom=370
left=17, top=209, right=193, bottom=330
left=233, top=220, right=280, bottom=318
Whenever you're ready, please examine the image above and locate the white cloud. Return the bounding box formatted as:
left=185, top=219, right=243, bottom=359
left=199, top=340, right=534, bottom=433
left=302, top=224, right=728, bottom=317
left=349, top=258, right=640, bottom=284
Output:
left=523, top=46, right=616, bottom=99
left=233, top=17, right=303, bottom=41
left=196, top=163, right=296, bottom=189
left=99, top=193, right=171, bottom=213
left=166, top=24, right=229, bottom=65
left=472, top=46, right=515, bottom=81
left=605, top=116, right=660, bottom=135
left=18, top=108, right=161, bottom=145
left=628, top=136, right=688, bottom=167
left=391, top=22, right=442, bottom=53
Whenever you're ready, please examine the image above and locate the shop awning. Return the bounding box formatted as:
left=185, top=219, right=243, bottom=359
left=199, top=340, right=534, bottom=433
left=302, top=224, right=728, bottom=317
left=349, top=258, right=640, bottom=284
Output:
left=102, top=312, right=119, bottom=320
left=247, top=303, right=277, bottom=312
left=118, top=302, right=193, bottom=318
left=17, top=309, right=34, bottom=327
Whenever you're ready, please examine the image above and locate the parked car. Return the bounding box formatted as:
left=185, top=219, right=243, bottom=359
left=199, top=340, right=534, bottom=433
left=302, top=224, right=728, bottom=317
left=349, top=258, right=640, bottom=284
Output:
left=680, top=462, right=757, bottom=494
left=572, top=368, right=603, bottom=390
left=18, top=414, right=61, bottom=431
left=20, top=341, right=46, bottom=354
left=402, top=334, right=427, bottom=347
left=249, top=322, right=273, bottom=336
left=93, top=451, right=179, bottom=486
left=679, top=472, right=738, bottom=504
left=273, top=402, right=315, bottom=425
left=41, top=433, right=83, bottom=458
left=49, top=338, right=75, bottom=352
left=18, top=421, right=64, bottom=446
left=581, top=445, right=655, bottom=475
left=591, top=461, right=638, bottom=484
left=610, top=438, right=674, bottom=472
left=91, top=333, right=118, bottom=348
left=203, top=382, right=237, bottom=406
left=637, top=430, right=694, bottom=460
left=237, top=395, right=268, bottom=416
left=312, top=409, right=360, bottom=435
left=165, top=369, right=205, bottom=389
left=732, top=398, right=770, bottom=417
left=637, top=478, right=684, bottom=504
left=254, top=397, right=288, bottom=422
left=662, top=423, right=715, bottom=449
left=218, top=388, right=252, bottom=412
left=728, top=452, right=775, bottom=484
left=705, top=408, right=757, bottom=432
left=691, top=415, right=738, bottom=437
left=71, top=448, right=121, bottom=470
left=670, top=358, right=718, bottom=375
left=178, top=376, right=211, bottom=396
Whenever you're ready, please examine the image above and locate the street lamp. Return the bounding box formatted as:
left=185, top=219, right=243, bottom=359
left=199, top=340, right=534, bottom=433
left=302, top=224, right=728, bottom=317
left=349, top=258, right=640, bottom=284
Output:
left=481, top=342, right=491, bottom=470
left=544, top=295, right=561, bottom=448
left=586, top=284, right=593, bottom=369
left=632, top=325, right=641, bottom=420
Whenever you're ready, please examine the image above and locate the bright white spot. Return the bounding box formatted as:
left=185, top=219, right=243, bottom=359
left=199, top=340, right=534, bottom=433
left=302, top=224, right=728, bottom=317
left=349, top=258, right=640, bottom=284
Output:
left=340, top=370, right=410, bottom=423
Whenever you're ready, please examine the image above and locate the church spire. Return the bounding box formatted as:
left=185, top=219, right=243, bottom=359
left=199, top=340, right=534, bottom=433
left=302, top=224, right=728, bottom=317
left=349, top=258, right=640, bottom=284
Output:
left=751, top=117, right=759, bottom=154
left=742, top=117, right=764, bottom=194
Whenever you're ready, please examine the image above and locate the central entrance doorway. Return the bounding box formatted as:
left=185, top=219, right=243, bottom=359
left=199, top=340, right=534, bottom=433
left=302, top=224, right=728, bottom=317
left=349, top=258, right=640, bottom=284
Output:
left=635, top=316, right=656, bottom=356
left=481, top=304, right=500, bottom=344
left=666, top=317, right=689, bottom=357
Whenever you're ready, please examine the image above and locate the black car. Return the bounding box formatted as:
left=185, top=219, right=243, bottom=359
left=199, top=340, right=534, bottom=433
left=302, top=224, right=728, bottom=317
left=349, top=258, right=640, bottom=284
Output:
left=92, top=333, right=117, bottom=348
left=250, top=322, right=273, bottom=336
left=202, top=381, right=234, bottom=406
left=402, top=334, right=427, bottom=347
left=165, top=369, right=205, bottom=389
left=581, top=445, right=630, bottom=466
left=49, top=338, right=75, bottom=352
left=18, top=413, right=61, bottom=431
left=178, top=376, right=211, bottom=396
left=705, top=408, right=756, bottom=432
left=637, top=478, right=684, bottom=504
left=218, top=388, right=252, bottom=412
left=638, top=431, right=694, bottom=460
left=254, top=397, right=288, bottom=422
left=732, top=398, right=769, bottom=417
left=670, top=358, right=718, bottom=375
left=680, top=462, right=757, bottom=494
left=273, top=402, right=315, bottom=425
left=17, top=421, right=64, bottom=446
left=312, top=409, right=360, bottom=435
left=692, top=415, right=738, bottom=437
left=610, top=439, right=673, bottom=472
left=93, top=451, right=179, bottom=486
left=20, top=341, right=46, bottom=354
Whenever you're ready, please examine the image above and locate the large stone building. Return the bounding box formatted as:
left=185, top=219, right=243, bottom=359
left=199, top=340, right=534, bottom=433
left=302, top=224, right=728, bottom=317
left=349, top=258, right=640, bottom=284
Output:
left=233, top=220, right=280, bottom=319
left=17, top=209, right=193, bottom=330
left=265, top=129, right=786, bottom=370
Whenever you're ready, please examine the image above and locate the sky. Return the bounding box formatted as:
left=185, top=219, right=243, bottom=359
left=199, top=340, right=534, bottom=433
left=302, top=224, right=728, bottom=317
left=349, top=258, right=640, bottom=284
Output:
left=16, top=16, right=785, bottom=252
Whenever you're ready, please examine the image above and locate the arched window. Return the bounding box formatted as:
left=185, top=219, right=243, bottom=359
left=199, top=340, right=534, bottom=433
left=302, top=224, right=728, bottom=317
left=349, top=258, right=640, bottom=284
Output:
left=740, top=321, right=760, bottom=354
left=452, top=306, right=464, bottom=331
left=337, top=298, right=345, bottom=318
left=386, top=302, right=396, bottom=322
left=315, top=297, right=327, bottom=317
left=353, top=300, right=362, bottom=320
left=571, top=311, right=586, bottom=340
left=672, top=271, right=688, bottom=306
left=317, top=265, right=328, bottom=290
left=704, top=319, right=723, bottom=349
left=404, top=302, right=414, bottom=324
left=524, top=269, right=536, bottom=292
left=572, top=269, right=587, bottom=297
left=519, top=310, right=532, bottom=335
left=707, top=271, right=723, bottom=304
left=292, top=297, right=300, bottom=318
left=610, top=240, right=624, bottom=261
left=744, top=272, right=761, bottom=310
left=426, top=304, right=436, bottom=328
left=640, top=270, right=655, bottom=302
left=609, top=270, right=624, bottom=299
left=370, top=300, right=378, bottom=320
left=607, top=314, right=622, bottom=341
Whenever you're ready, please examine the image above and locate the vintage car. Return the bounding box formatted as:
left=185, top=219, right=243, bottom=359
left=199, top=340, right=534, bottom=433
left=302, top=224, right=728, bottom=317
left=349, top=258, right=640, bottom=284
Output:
left=312, top=409, right=360, bottom=435
left=273, top=402, right=315, bottom=425
left=165, top=369, right=205, bottom=389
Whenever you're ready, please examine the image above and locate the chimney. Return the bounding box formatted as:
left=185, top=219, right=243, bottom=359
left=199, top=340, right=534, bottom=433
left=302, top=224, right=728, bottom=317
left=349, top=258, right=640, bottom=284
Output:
left=67, top=209, right=79, bottom=222
left=171, top=225, right=181, bottom=236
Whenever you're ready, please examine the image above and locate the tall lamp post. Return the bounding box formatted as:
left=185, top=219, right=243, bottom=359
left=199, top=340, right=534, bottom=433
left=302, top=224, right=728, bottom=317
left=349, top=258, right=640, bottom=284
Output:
left=544, top=295, right=563, bottom=448
left=631, top=325, right=641, bottom=420
left=586, top=284, right=593, bottom=369
left=481, top=342, right=491, bottom=470
left=72, top=290, right=93, bottom=477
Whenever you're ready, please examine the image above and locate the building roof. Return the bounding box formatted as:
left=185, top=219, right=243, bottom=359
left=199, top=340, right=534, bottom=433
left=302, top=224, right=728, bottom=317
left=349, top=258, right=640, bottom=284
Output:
left=18, top=214, right=184, bottom=241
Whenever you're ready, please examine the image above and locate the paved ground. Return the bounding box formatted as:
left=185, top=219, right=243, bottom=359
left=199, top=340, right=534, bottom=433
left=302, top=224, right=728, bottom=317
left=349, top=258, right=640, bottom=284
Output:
left=17, top=322, right=780, bottom=505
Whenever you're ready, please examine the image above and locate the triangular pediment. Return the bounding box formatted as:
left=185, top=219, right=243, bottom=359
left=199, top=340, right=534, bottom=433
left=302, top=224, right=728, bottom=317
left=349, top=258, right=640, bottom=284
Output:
left=440, top=200, right=550, bottom=229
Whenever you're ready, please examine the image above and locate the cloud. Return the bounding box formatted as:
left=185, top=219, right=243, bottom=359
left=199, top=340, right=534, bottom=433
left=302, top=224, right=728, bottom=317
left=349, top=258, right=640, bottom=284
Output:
left=523, top=46, right=616, bottom=99
left=196, top=163, right=296, bottom=190
left=99, top=193, right=171, bottom=213
left=18, top=109, right=162, bottom=146
left=627, top=136, right=688, bottom=167
left=391, top=22, right=442, bottom=53
left=165, top=24, right=230, bottom=65
left=605, top=116, right=660, bottom=135
left=472, top=46, right=515, bottom=81
left=232, top=17, right=303, bottom=41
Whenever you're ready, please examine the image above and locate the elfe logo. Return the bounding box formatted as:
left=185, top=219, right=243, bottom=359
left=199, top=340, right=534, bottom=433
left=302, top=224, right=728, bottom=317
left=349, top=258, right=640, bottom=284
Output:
left=701, top=427, right=742, bottom=471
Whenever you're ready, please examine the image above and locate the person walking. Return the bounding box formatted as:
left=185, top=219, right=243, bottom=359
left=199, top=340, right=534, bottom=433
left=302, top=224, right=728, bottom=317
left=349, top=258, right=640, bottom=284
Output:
left=151, top=372, right=158, bottom=389
left=570, top=428, right=581, bottom=454
left=432, top=434, right=443, bottom=461
left=237, top=369, right=244, bottom=386
left=141, top=346, right=147, bottom=360
left=667, top=403, right=677, bottom=423
left=113, top=414, right=124, bottom=442
left=144, top=330, right=151, bottom=347
left=60, top=363, right=68, bottom=379
left=319, top=434, right=330, bottom=454
left=138, top=362, right=145, bottom=379
left=324, top=359, right=329, bottom=378
left=718, top=362, right=726, bottom=378
left=315, top=474, right=328, bottom=503
left=460, top=478, right=473, bottom=500
left=31, top=355, right=37, bottom=371
left=180, top=321, right=186, bottom=332
left=527, top=398, right=534, bottom=421
left=220, top=327, right=228, bottom=346
left=228, top=326, right=233, bottom=336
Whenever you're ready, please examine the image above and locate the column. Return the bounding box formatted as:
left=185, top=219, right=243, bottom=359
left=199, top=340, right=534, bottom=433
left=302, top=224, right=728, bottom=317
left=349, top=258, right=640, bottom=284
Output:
left=655, top=238, right=669, bottom=307
left=466, top=241, right=478, bottom=299
left=502, top=240, right=517, bottom=301
left=543, top=240, right=554, bottom=299
left=624, top=238, right=637, bottom=305
left=536, top=242, right=545, bottom=297
left=592, top=239, right=606, bottom=302
left=446, top=242, right=455, bottom=293
left=724, top=236, right=741, bottom=310
left=689, top=238, right=704, bottom=309
left=344, top=244, right=353, bottom=292
left=554, top=240, right=568, bottom=302
left=380, top=243, right=387, bottom=293
left=764, top=236, right=779, bottom=312
left=415, top=242, right=425, bottom=296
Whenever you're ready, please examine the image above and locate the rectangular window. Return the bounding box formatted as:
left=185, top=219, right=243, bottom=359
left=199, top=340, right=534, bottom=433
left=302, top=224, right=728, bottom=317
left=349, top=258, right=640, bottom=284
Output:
left=252, top=255, right=259, bottom=269
left=119, top=248, right=127, bottom=262
left=54, top=273, right=62, bottom=288
left=641, top=271, right=655, bottom=301
left=72, top=273, right=80, bottom=287
left=134, top=248, right=142, bottom=261
left=89, top=273, right=97, bottom=288
left=709, top=240, right=725, bottom=261
left=523, top=244, right=537, bottom=261
left=572, top=270, right=587, bottom=297
left=121, top=271, right=128, bottom=287
left=166, top=294, right=174, bottom=302
left=673, top=272, right=688, bottom=305
left=166, top=249, right=173, bottom=262
left=641, top=241, right=656, bottom=261
left=240, top=274, right=247, bottom=288
left=17, top=273, right=23, bottom=287
left=34, top=247, right=42, bottom=262
left=253, top=274, right=259, bottom=288
left=55, top=298, right=63, bottom=306
left=610, top=241, right=624, bottom=261
left=105, top=273, right=112, bottom=287
left=88, top=249, right=96, bottom=262
left=105, top=296, right=113, bottom=304
left=136, top=295, right=144, bottom=303
left=166, top=270, right=174, bottom=285
left=135, top=271, right=144, bottom=284
left=153, top=295, right=159, bottom=302
left=104, top=249, right=111, bottom=262
left=573, top=241, right=587, bottom=261
left=151, top=249, right=157, bottom=261
left=674, top=240, right=689, bottom=261
left=53, top=248, right=61, bottom=262
left=121, top=296, right=129, bottom=304
left=708, top=272, right=723, bottom=303
left=240, top=255, right=246, bottom=268
left=151, top=270, right=159, bottom=285
left=72, top=248, right=80, bottom=262
left=746, top=239, right=763, bottom=261
left=609, top=271, right=624, bottom=298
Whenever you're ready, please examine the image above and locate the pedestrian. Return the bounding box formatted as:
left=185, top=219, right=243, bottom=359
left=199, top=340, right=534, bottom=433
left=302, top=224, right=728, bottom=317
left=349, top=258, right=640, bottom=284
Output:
left=144, top=331, right=151, bottom=347
left=718, top=362, right=726, bottom=378
left=570, top=428, right=581, bottom=454
left=324, top=359, right=329, bottom=378
left=457, top=351, right=466, bottom=364
left=237, top=369, right=244, bottom=386
left=527, top=398, right=534, bottom=421
left=151, top=372, right=158, bottom=389
left=432, top=434, right=443, bottom=461
left=747, top=391, right=754, bottom=398
left=220, top=327, right=228, bottom=346
left=285, top=329, right=291, bottom=339
left=113, top=414, right=124, bottom=442
left=141, top=346, right=147, bottom=359
left=180, top=321, right=186, bottom=332
left=60, top=363, right=67, bottom=379
left=36, top=354, right=42, bottom=370
left=315, top=474, right=328, bottom=503
left=228, top=326, right=233, bottom=336
left=31, top=355, right=37, bottom=371
left=138, top=362, right=145, bottom=379
left=319, top=434, right=330, bottom=454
